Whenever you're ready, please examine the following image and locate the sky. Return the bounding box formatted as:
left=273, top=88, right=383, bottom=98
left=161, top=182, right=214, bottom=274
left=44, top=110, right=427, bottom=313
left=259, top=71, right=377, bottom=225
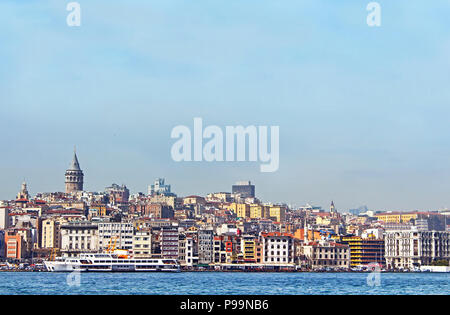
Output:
left=1, top=0, right=450, bottom=211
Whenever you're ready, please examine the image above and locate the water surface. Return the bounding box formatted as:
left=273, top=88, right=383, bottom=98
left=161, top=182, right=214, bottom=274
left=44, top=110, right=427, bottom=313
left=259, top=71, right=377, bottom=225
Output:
left=0, top=272, right=448, bottom=295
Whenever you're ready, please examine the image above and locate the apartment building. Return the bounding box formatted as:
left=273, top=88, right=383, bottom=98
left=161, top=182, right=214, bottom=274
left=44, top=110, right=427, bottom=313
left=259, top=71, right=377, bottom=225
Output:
left=132, top=229, right=152, bottom=257
left=41, top=218, right=64, bottom=249
left=161, top=226, right=179, bottom=259
left=4, top=230, right=24, bottom=260
left=198, top=228, right=214, bottom=265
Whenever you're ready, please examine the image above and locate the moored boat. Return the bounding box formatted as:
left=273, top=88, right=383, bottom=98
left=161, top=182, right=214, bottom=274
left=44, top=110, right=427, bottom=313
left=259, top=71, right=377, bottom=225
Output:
left=44, top=252, right=180, bottom=272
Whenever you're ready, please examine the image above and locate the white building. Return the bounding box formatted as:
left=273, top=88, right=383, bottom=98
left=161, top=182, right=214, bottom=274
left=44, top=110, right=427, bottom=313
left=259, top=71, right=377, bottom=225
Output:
left=132, top=229, right=152, bottom=257
left=261, top=232, right=294, bottom=264
left=98, top=222, right=134, bottom=250
left=0, top=207, right=10, bottom=229
left=179, top=235, right=198, bottom=267
left=60, top=221, right=99, bottom=257
left=385, top=230, right=450, bottom=270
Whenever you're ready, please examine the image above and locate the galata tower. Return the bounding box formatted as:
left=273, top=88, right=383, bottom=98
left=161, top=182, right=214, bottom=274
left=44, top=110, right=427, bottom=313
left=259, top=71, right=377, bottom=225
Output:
left=65, top=149, right=84, bottom=194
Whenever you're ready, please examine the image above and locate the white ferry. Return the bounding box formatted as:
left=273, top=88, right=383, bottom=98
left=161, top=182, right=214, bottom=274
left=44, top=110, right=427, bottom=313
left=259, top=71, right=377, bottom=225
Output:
left=44, top=253, right=180, bottom=272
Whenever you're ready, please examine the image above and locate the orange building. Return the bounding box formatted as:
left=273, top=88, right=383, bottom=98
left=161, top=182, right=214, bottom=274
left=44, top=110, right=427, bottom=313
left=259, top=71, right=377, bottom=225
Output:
left=5, top=231, right=23, bottom=260
left=294, top=228, right=322, bottom=241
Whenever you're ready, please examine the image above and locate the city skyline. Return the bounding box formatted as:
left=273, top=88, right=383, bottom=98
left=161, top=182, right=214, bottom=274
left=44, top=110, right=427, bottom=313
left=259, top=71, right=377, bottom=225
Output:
left=1, top=1, right=450, bottom=210
left=2, top=147, right=448, bottom=213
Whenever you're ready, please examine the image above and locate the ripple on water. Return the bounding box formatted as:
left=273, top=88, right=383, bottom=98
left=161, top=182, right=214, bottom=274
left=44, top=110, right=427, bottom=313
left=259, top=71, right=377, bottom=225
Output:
left=0, top=272, right=448, bottom=295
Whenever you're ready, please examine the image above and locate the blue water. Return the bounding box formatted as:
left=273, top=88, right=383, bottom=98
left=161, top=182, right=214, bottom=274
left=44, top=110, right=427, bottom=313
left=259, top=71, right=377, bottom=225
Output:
left=0, top=272, right=448, bottom=295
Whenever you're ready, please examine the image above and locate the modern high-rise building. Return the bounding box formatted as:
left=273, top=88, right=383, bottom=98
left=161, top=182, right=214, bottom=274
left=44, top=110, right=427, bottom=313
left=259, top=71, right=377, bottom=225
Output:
left=148, top=178, right=173, bottom=196
left=232, top=181, right=255, bottom=199
left=65, top=149, right=84, bottom=194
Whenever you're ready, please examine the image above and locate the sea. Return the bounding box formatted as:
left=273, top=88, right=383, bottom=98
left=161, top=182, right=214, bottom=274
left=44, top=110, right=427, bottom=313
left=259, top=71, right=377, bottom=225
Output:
left=0, top=272, right=448, bottom=295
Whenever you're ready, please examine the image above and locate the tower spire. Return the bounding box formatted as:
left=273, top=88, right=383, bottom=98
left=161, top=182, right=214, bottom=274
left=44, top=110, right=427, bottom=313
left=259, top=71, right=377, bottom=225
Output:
left=69, top=148, right=81, bottom=171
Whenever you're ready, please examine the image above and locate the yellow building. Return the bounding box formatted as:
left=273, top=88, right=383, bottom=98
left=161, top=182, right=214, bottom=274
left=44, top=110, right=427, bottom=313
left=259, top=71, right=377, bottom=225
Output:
left=241, top=237, right=257, bottom=263
left=249, top=204, right=266, bottom=219
left=375, top=212, right=418, bottom=224
left=41, top=218, right=64, bottom=249
left=133, top=229, right=152, bottom=258
left=228, top=203, right=250, bottom=218
left=268, top=206, right=286, bottom=222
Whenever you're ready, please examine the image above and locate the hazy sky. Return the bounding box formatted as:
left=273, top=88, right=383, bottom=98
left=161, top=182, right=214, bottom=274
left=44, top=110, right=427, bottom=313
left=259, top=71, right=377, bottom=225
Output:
left=1, top=1, right=450, bottom=211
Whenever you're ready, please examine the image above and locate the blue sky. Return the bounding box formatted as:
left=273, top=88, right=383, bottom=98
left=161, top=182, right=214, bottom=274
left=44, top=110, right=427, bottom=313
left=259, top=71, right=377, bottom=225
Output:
left=1, top=0, right=450, bottom=211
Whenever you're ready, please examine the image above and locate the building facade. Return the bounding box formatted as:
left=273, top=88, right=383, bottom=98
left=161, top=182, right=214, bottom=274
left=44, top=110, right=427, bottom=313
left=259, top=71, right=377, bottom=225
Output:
left=385, top=230, right=450, bottom=270
left=261, top=232, right=294, bottom=264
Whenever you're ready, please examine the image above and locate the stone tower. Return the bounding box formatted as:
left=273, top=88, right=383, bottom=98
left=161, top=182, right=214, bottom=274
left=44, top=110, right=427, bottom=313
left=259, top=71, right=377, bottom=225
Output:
left=65, top=149, right=84, bottom=194
left=17, top=181, right=30, bottom=200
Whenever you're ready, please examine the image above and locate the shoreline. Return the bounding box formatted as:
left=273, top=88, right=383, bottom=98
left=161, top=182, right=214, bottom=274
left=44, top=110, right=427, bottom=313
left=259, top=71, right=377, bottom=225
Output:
left=0, top=270, right=438, bottom=273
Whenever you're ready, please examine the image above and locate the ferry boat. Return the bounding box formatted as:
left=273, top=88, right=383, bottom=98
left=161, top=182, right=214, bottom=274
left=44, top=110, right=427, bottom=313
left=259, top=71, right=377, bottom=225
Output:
left=44, top=253, right=180, bottom=272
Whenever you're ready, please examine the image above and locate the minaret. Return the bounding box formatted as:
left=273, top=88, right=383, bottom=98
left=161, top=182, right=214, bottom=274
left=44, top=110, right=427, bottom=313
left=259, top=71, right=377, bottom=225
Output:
left=303, top=217, right=309, bottom=243
left=303, top=212, right=309, bottom=244
left=65, top=148, right=84, bottom=194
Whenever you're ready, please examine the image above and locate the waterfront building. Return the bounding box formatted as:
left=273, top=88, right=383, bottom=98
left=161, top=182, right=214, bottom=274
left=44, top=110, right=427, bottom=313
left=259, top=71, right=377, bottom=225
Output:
left=98, top=222, right=133, bottom=250
left=241, top=234, right=257, bottom=263
left=213, top=234, right=240, bottom=264
left=60, top=221, right=98, bottom=257
left=384, top=230, right=450, bottom=270
left=65, top=150, right=84, bottom=194
left=302, top=240, right=350, bottom=270
left=161, top=226, right=179, bottom=259
left=198, top=228, right=214, bottom=265
left=261, top=232, right=294, bottom=264
left=341, top=236, right=385, bottom=268
left=178, top=234, right=198, bottom=267
left=132, top=229, right=152, bottom=257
